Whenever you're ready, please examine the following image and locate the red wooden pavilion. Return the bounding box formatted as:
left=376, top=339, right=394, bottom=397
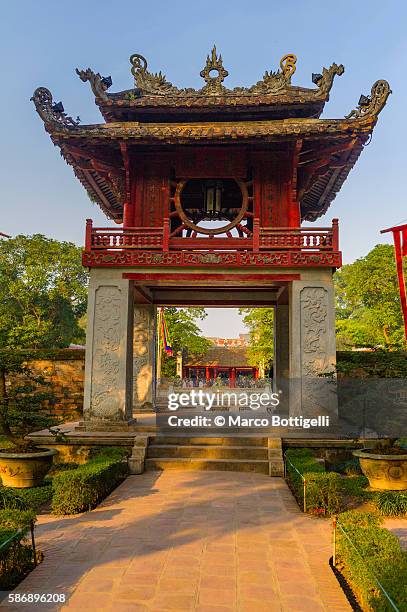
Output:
left=32, top=48, right=390, bottom=429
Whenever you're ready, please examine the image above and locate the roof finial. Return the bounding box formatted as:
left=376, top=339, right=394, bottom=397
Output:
left=200, top=45, right=229, bottom=94
left=31, top=87, right=79, bottom=128
left=346, top=79, right=391, bottom=120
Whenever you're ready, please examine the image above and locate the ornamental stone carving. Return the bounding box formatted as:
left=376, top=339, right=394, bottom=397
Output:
left=75, top=68, right=111, bottom=101
left=90, top=285, right=122, bottom=419
left=346, top=80, right=391, bottom=120
left=31, top=87, right=79, bottom=129
left=300, top=287, right=329, bottom=376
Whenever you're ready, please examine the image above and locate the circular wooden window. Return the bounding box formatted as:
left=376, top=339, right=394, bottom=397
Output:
left=174, top=178, right=248, bottom=236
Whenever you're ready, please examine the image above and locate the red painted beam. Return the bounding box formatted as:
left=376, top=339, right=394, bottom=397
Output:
left=123, top=273, right=301, bottom=284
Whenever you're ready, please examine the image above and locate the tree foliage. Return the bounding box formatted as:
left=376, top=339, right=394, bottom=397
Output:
left=160, top=308, right=211, bottom=377
left=0, top=235, right=88, bottom=349
left=239, top=308, right=274, bottom=370
left=334, top=244, right=406, bottom=349
left=0, top=351, right=61, bottom=450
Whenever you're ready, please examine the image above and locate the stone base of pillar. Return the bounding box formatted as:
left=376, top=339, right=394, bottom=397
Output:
left=75, top=418, right=138, bottom=432
left=128, top=436, right=148, bottom=474
left=135, top=402, right=154, bottom=413
left=268, top=438, right=284, bottom=477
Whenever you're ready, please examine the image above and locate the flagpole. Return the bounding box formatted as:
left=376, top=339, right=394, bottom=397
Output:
left=381, top=223, right=407, bottom=340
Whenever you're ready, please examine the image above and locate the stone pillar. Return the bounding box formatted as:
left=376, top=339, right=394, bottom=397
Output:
left=289, top=278, right=337, bottom=418
left=274, top=298, right=289, bottom=412
left=81, top=269, right=135, bottom=431
left=133, top=304, right=155, bottom=412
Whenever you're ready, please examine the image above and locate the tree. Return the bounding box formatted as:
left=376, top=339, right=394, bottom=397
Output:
left=0, top=235, right=88, bottom=349
left=0, top=352, right=61, bottom=450
left=239, top=308, right=274, bottom=373
left=334, top=244, right=406, bottom=349
left=160, top=308, right=211, bottom=377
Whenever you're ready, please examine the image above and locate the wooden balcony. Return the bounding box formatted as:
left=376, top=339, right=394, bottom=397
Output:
left=83, top=219, right=341, bottom=269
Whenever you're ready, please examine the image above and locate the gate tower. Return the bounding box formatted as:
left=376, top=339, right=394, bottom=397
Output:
left=32, top=48, right=390, bottom=430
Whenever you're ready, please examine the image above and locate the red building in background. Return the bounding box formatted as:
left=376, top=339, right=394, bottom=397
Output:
left=184, top=336, right=258, bottom=385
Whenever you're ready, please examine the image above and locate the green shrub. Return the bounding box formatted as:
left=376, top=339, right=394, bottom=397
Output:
left=336, top=509, right=407, bottom=611
left=0, top=488, right=28, bottom=510
left=0, top=509, right=37, bottom=590
left=342, top=459, right=362, bottom=476
left=46, top=462, right=79, bottom=479
left=306, top=472, right=342, bottom=515
left=17, top=485, right=52, bottom=511
left=336, top=351, right=407, bottom=378
left=89, top=446, right=129, bottom=461
left=51, top=449, right=128, bottom=515
left=285, top=449, right=341, bottom=514
left=374, top=491, right=407, bottom=517
left=339, top=475, right=371, bottom=500
left=338, top=509, right=382, bottom=529
left=0, top=509, right=36, bottom=532
left=0, top=484, right=52, bottom=512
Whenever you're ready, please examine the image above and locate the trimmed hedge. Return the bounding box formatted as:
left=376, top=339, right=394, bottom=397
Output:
left=0, top=484, right=52, bottom=512
left=285, top=449, right=342, bottom=515
left=51, top=447, right=128, bottom=515
left=336, top=510, right=407, bottom=611
left=0, top=509, right=37, bottom=590
left=336, top=350, right=407, bottom=378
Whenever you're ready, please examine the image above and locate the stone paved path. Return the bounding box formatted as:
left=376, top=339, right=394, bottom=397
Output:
left=2, top=472, right=351, bottom=611
left=384, top=517, right=407, bottom=550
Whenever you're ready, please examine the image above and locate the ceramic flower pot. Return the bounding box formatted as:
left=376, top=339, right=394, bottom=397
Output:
left=353, top=449, right=407, bottom=491
left=0, top=448, right=57, bottom=488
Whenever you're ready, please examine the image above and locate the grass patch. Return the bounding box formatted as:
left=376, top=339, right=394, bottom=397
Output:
left=374, top=491, right=407, bottom=517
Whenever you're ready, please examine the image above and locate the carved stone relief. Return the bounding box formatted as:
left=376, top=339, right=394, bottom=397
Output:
left=300, top=287, right=329, bottom=376
left=90, top=285, right=122, bottom=419
left=298, top=286, right=338, bottom=419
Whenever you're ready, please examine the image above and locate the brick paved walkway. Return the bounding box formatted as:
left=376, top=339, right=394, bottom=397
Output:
left=2, top=472, right=350, bottom=611
left=384, top=517, right=407, bottom=550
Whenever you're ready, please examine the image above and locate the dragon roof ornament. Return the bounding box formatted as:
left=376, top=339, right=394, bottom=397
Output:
left=31, top=87, right=80, bottom=129
left=75, top=68, right=112, bottom=102
left=346, top=80, right=392, bottom=120
left=76, top=47, right=345, bottom=100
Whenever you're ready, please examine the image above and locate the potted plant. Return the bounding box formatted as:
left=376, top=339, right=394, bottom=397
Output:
left=353, top=439, right=407, bottom=490
left=0, top=352, right=61, bottom=488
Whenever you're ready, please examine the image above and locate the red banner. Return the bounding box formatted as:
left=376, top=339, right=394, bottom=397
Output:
left=381, top=223, right=407, bottom=340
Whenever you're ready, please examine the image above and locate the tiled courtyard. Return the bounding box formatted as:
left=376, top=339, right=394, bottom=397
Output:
left=2, top=472, right=351, bottom=611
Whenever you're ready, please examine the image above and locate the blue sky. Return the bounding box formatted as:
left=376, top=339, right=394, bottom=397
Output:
left=1, top=1, right=406, bottom=335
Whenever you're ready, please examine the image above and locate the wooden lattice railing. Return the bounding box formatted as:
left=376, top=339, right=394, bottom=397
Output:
left=84, top=219, right=339, bottom=254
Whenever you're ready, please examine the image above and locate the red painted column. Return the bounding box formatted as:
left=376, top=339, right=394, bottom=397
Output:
left=123, top=201, right=133, bottom=228
left=85, top=219, right=92, bottom=252
left=231, top=367, right=236, bottom=388
left=206, top=367, right=210, bottom=383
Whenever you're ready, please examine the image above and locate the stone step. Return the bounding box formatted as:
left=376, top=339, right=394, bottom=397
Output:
left=147, top=445, right=268, bottom=460
left=145, top=457, right=270, bottom=474
left=148, top=436, right=268, bottom=447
